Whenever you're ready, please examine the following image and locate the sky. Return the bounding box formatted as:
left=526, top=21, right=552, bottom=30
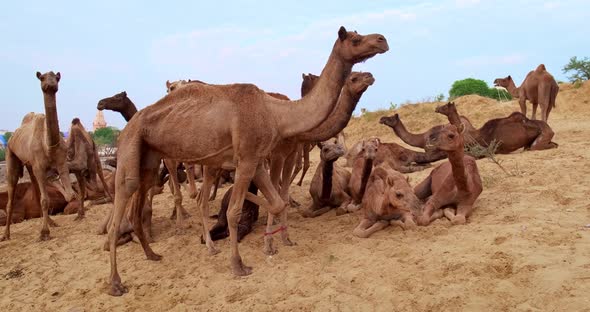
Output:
left=0, top=0, right=588, bottom=131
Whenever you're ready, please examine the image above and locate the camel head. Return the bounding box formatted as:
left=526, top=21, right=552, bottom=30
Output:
left=347, top=72, right=375, bottom=97
left=334, top=26, right=389, bottom=64
left=360, top=137, right=380, bottom=160
left=386, top=185, right=422, bottom=221
left=317, top=140, right=346, bottom=162
left=493, top=75, right=513, bottom=88
left=36, top=71, right=61, bottom=93
left=166, top=79, right=188, bottom=93
left=379, top=114, right=400, bottom=127
left=300, top=73, right=319, bottom=97
left=434, top=101, right=456, bottom=117
left=97, top=91, right=131, bottom=111
left=426, top=124, right=464, bottom=152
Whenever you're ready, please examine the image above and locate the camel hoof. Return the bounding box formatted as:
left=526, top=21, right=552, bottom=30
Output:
left=74, top=215, right=85, bottom=221
left=417, top=215, right=431, bottom=226
left=264, top=245, right=278, bottom=256
left=208, top=247, right=221, bottom=256
left=146, top=252, right=163, bottom=261
left=48, top=218, right=60, bottom=227
left=282, top=238, right=296, bottom=246
left=335, top=207, right=348, bottom=216
left=451, top=215, right=467, bottom=225
left=108, top=282, right=128, bottom=297
left=231, top=257, right=253, bottom=276
left=39, top=232, right=52, bottom=241
left=0, top=235, right=9, bottom=242
left=300, top=210, right=314, bottom=218
left=289, top=198, right=300, bottom=207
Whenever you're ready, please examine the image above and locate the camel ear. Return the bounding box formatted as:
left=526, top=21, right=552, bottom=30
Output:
left=387, top=176, right=395, bottom=187
left=166, top=80, right=171, bottom=89
left=338, top=26, right=347, bottom=41
left=508, top=75, right=511, bottom=79
left=406, top=176, right=411, bottom=183
left=122, top=91, right=127, bottom=96
left=317, top=142, right=324, bottom=149
left=56, top=72, right=61, bottom=81
left=36, top=71, right=42, bottom=80
left=458, top=123, right=465, bottom=134
left=302, top=73, right=305, bottom=79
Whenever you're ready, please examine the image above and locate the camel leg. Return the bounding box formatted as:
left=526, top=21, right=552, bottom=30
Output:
left=302, top=206, right=333, bottom=218
left=198, top=166, right=220, bottom=255
left=290, top=148, right=303, bottom=185
left=414, top=174, right=433, bottom=200
left=253, top=161, right=287, bottom=256
left=278, top=151, right=298, bottom=245
left=227, top=160, right=261, bottom=276
left=353, top=219, right=388, bottom=238
left=529, top=126, right=558, bottom=150
left=443, top=208, right=456, bottom=221
left=164, top=160, right=189, bottom=226
left=519, top=97, right=527, bottom=119
left=335, top=195, right=353, bottom=216
left=132, top=168, right=162, bottom=259
left=209, top=170, right=222, bottom=201
left=186, top=165, right=198, bottom=199
left=297, top=144, right=311, bottom=186
left=31, top=165, right=54, bottom=241
left=452, top=204, right=473, bottom=225
left=74, top=172, right=86, bottom=220
left=531, top=102, right=538, bottom=121
left=416, top=195, right=442, bottom=226
left=1, top=149, right=22, bottom=241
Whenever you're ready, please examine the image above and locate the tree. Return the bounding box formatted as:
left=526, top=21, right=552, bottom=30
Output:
left=92, top=127, right=119, bottom=146
left=449, top=78, right=511, bottom=101
left=4, top=132, right=12, bottom=143
left=562, top=56, right=590, bottom=82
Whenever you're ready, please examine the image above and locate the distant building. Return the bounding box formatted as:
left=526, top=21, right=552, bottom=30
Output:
left=93, top=110, right=107, bottom=131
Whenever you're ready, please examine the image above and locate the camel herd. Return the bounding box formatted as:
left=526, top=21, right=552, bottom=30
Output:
left=0, top=26, right=561, bottom=296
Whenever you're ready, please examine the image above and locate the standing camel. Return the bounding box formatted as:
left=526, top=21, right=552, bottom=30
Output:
left=493, top=64, right=559, bottom=122
left=2, top=71, right=77, bottom=241
left=105, top=26, right=388, bottom=296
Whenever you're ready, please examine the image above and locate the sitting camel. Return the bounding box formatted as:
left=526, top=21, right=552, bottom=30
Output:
left=435, top=102, right=558, bottom=153
left=301, top=141, right=351, bottom=218
left=415, top=124, right=483, bottom=226
left=66, top=118, right=112, bottom=219
left=353, top=163, right=420, bottom=238
left=494, top=64, right=559, bottom=122
left=2, top=71, right=77, bottom=241
left=349, top=137, right=380, bottom=210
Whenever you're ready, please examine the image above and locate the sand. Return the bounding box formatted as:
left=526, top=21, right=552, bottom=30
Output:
left=1, top=82, right=590, bottom=311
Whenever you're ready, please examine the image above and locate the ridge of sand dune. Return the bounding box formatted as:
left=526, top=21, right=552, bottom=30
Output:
left=1, top=81, right=589, bottom=311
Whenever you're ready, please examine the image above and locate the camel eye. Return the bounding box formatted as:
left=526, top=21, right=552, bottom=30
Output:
left=351, top=77, right=358, bottom=82
left=448, top=133, right=455, bottom=139
left=396, top=192, right=404, bottom=199
left=351, top=37, right=361, bottom=46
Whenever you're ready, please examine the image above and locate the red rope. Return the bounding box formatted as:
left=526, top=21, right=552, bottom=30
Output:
left=264, top=225, right=287, bottom=236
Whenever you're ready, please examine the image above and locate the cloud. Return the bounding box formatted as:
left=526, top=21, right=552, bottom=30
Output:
left=455, top=53, right=526, bottom=66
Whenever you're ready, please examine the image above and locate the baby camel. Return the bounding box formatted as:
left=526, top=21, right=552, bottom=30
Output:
left=348, top=137, right=380, bottom=211
left=301, top=140, right=351, bottom=218
left=415, top=124, right=483, bottom=226
left=353, top=163, right=420, bottom=238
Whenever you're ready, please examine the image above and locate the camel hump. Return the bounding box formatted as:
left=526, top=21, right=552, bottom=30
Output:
left=535, top=64, right=546, bottom=72
left=21, top=112, right=37, bottom=125
left=71, top=117, right=81, bottom=125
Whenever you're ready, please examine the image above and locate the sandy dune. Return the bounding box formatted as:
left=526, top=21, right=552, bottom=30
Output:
left=1, top=82, right=589, bottom=311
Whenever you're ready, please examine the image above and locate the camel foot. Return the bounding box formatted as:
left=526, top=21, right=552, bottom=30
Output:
left=231, top=256, right=253, bottom=276
left=282, top=237, right=296, bottom=246
left=208, top=246, right=221, bottom=256
left=48, top=218, right=60, bottom=227
left=39, top=231, right=52, bottom=241
left=0, top=235, right=9, bottom=241
left=417, top=215, right=431, bottom=226
left=264, top=238, right=278, bottom=255
left=300, top=209, right=314, bottom=218
left=74, top=214, right=85, bottom=221
left=145, top=233, right=155, bottom=244
left=335, top=207, right=348, bottom=216
left=451, top=215, right=467, bottom=225
left=146, top=251, right=163, bottom=261
left=170, top=207, right=191, bottom=220
left=108, top=282, right=128, bottom=297
left=289, top=197, right=300, bottom=207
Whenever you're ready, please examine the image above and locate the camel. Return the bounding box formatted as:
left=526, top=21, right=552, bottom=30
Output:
left=493, top=64, right=559, bottom=122
left=66, top=118, right=112, bottom=219
left=209, top=71, right=376, bottom=241
left=301, top=141, right=351, bottom=218
left=435, top=102, right=558, bottom=153
left=415, top=124, right=483, bottom=226
left=378, top=113, right=473, bottom=151
left=105, top=26, right=388, bottom=296
left=2, top=71, right=77, bottom=241
left=348, top=137, right=380, bottom=210
left=353, top=163, right=420, bottom=238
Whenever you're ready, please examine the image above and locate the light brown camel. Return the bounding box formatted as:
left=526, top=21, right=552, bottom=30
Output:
left=348, top=137, right=380, bottom=211
left=353, top=163, right=420, bottom=238
left=96, top=92, right=190, bottom=239
left=435, top=102, right=558, bottom=153
left=106, top=26, right=388, bottom=296
left=2, top=71, right=77, bottom=241
left=493, top=64, right=559, bottom=122
left=378, top=113, right=473, bottom=151
left=301, top=141, right=351, bottom=218
left=66, top=118, right=112, bottom=219
left=415, top=124, right=483, bottom=226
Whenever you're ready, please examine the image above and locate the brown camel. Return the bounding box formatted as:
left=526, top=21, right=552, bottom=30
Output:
left=353, top=163, right=420, bottom=238
left=348, top=137, right=380, bottom=210
left=435, top=102, right=558, bottom=153
left=493, top=64, right=559, bottom=122
left=2, top=71, right=77, bottom=241
left=415, top=124, right=483, bottom=226
left=301, top=141, right=351, bottom=218
left=106, top=26, right=388, bottom=296
left=66, top=118, right=112, bottom=219
left=378, top=113, right=472, bottom=151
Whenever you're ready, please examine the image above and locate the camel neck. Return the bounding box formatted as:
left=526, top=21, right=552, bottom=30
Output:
left=507, top=80, right=519, bottom=98
left=43, top=92, right=61, bottom=149
left=447, top=148, right=469, bottom=192
left=446, top=109, right=463, bottom=128
left=118, top=99, right=138, bottom=122
left=273, top=45, right=351, bottom=138
left=392, top=119, right=426, bottom=148
left=358, top=157, right=373, bottom=200
left=294, top=84, right=362, bottom=143
left=320, top=159, right=335, bottom=203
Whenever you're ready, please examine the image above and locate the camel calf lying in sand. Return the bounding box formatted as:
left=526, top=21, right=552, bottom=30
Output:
left=435, top=102, right=558, bottom=153
left=301, top=141, right=351, bottom=218
left=415, top=124, right=483, bottom=226
left=349, top=137, right=380, bottom=210
left=353, top=163, right=420, bottom=238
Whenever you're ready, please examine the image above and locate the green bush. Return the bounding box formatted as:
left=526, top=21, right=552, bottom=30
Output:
left=0, top=149, right=5, bottom=162
left=449, top=78, right=512, bottom=101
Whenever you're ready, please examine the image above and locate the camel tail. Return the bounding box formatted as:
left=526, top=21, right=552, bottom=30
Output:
left=551, top=83, right=559, bottom=108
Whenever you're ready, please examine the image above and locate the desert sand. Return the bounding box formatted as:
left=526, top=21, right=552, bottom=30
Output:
left=1, top=82, right=589, bottom=311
